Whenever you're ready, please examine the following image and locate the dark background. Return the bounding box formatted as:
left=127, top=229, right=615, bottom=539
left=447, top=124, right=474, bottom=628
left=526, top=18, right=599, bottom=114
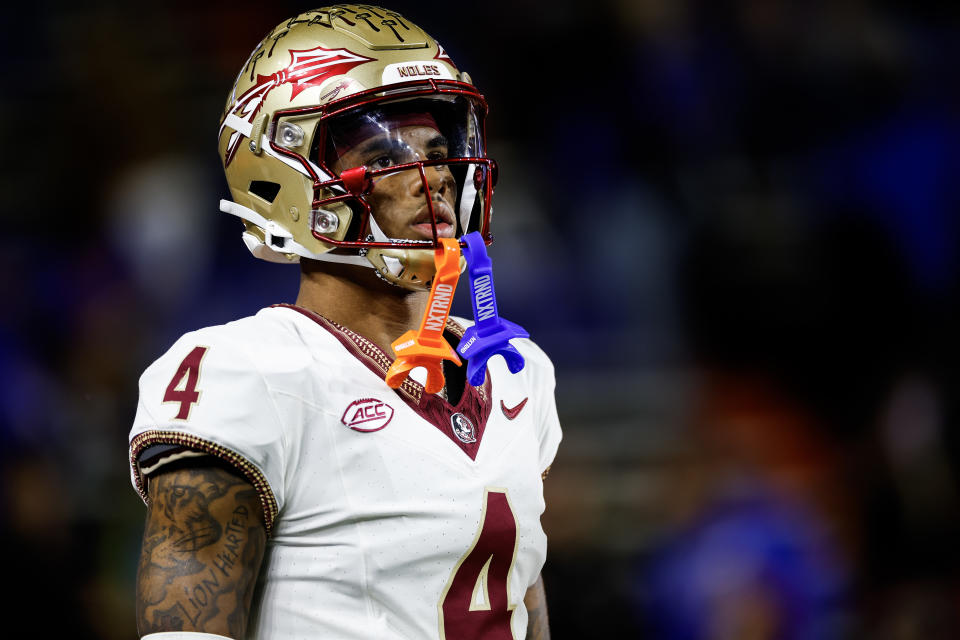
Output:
left=2, top=1, right=959, bottom=637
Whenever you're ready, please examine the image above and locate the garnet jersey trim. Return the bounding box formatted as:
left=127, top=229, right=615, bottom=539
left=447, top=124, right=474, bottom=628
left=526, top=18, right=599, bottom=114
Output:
left=130, top=429, right=279, bottom=536
left=274, top=304, right=494, bottom=460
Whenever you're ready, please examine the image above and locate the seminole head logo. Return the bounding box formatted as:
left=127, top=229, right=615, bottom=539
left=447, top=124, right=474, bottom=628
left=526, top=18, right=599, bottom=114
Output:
left=450, top=412, right=476, bottom=444
left=220, top=45, right=374, bottom=165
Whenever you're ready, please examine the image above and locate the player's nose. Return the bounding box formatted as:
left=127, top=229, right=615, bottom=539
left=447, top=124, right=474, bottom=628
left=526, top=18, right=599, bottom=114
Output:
left=408, top=163, right=449, bottom=199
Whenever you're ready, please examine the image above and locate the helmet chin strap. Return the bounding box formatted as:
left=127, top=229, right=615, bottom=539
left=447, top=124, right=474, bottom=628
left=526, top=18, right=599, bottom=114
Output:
left=220, top=198, right=443, bottom=285
left=221, top=198, right=370, bottom=267
left=365, top=212, right=438, bottom=285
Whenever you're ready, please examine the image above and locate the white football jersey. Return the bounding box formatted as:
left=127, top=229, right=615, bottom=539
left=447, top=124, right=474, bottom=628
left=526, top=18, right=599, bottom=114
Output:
left=129, top=304, right=561, bottom=639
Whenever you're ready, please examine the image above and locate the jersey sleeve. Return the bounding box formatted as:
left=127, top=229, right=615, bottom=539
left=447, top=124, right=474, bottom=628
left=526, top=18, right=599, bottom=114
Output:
left=537, top=377, right=562, bottom=476
left=516, top=338, right=562, bottom=475
left=128, top=328, right=285, bottom=535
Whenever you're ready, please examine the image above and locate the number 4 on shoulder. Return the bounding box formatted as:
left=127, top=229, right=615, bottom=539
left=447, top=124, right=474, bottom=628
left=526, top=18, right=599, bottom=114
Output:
left=163, top=346, right=209, bottom=420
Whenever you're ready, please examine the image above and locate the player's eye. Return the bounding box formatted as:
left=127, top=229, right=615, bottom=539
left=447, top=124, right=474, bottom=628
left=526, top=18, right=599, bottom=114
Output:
left=367, top=154, right=396, bottom=170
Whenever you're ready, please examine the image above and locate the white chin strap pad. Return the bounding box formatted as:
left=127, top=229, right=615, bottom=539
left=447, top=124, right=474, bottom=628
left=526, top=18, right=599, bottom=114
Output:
left=141, top=633, right=235, bottom=640
left=367, top=214, right=391, bottom=243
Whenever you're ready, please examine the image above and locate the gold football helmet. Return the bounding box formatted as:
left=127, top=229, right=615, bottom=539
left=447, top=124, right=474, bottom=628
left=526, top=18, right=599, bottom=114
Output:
left=217, top=6, right=496, bottom=289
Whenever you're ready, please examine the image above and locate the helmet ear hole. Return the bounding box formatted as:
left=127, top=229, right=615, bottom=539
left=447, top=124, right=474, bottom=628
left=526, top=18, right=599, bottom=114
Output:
left=249, top=180, right=281, bottom=203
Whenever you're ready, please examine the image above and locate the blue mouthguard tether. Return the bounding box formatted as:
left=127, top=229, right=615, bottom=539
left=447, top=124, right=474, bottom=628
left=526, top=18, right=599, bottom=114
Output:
left=457, top=232, right=529, bottom=386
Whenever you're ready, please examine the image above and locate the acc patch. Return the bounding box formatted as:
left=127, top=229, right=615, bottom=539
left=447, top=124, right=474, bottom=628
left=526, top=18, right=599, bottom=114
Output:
left=341, top=398, right=394, bottom=432
left=450, top=412, right=476, bottom=443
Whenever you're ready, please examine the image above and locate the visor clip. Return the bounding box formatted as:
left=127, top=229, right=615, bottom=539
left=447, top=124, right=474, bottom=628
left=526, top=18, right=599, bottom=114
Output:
left=340, top=166, right=373, bottom=197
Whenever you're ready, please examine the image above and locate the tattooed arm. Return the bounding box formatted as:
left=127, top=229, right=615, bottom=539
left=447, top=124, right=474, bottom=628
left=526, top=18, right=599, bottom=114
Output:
left=136, top=463, right=267, bottom=637
left=524, top=573, right=550, bottom=640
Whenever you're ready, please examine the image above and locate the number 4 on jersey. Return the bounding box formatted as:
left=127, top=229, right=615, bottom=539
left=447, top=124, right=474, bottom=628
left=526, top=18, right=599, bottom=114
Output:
left=439, top=489, right=519, bottom=639
left=163, top=346, right=208, bottom=420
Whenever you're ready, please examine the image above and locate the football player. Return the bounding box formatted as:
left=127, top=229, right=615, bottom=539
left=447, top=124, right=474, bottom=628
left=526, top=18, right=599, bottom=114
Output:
left=129, top=6, right=561, bottom=640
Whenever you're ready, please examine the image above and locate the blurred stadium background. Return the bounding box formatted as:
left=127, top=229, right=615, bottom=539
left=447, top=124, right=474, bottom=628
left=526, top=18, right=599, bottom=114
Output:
left=2, top=1, right=959, bottom=637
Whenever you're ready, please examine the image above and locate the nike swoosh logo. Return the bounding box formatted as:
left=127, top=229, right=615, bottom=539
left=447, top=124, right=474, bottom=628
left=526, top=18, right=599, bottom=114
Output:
left=501, top=397, right=528, bottom=420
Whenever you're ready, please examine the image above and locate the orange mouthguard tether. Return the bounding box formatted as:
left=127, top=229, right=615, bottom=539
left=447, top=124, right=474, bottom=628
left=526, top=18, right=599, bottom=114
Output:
left=385, top=238, right=463, bottom=393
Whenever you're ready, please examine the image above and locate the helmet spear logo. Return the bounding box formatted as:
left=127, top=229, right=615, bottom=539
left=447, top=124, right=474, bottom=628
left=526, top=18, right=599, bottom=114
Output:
left=221, top=46, right=374, bottom=165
